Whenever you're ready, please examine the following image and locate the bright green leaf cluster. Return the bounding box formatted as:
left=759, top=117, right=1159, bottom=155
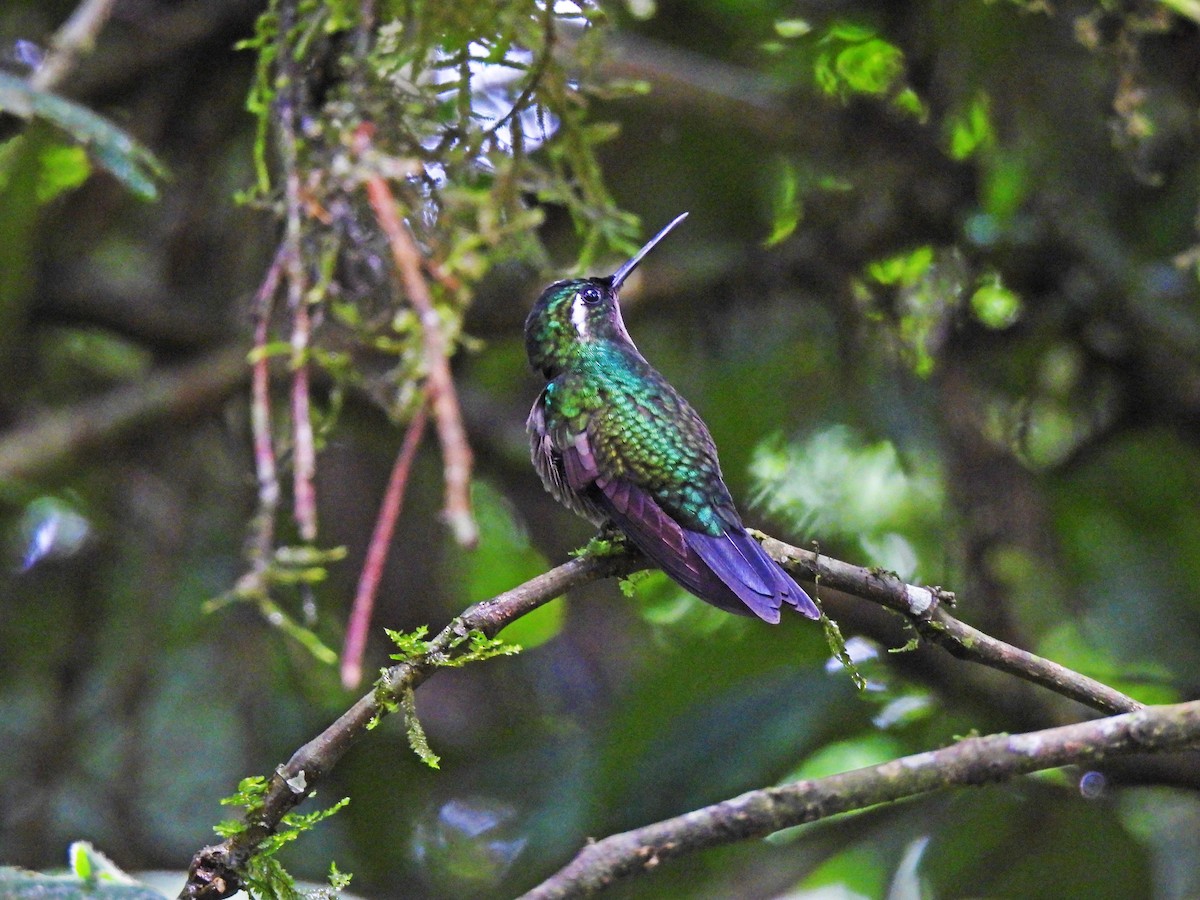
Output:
left=970, top=274, right=1022, bottom=328
left=219, top=775, right=271, bottom=813
left=867, top=245, right=934, bottom=287
left=214, top=775, right=351, bottom=900
left=859, top=245, right=971, bottom=377
left=947, top=92, right=996, bottom=160
left=385, top=624, right=521, bottom=668
left=751, top=426, right=944, bottom=583
left=380, top=623, right=520, bottom=764
left=813, top=23, right=926, bottom=120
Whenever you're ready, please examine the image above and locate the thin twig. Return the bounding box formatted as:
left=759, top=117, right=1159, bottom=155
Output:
left=277, top=1, right=318, bottom=544
left=521, top=700, right=1200, bottom=900
left=485, top=0, right=556, bottom=138
left=340, top=400, right=430, bottom=689
left=29, top=0, right=118, bottom=92
left=248, top=246, right=287, bottom=568
left=354, top=124, right=478, bottom=547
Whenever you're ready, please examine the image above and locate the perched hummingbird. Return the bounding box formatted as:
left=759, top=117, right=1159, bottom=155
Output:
left=525, top=213, right=819, bottom=623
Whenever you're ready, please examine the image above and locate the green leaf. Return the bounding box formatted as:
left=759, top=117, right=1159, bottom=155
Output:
left=247, top=340, right=298, bottom=364
left=794, top=843, right=890, bottom=897
left=947, top=92, right=995, bottom=160
left=252, top=597, right=339, bottom=664
left=834, top=39, right=904, bottom=96
left=784, top=733, right=904, bottom=782
left=496, top=595, right=565, bottom=650
left=224, top=774, right=270, bottom=806
left=764, top=160, right=802, bottom=247
left=774, top=18, right=812, bottom=38
left=970, top=276, right=1022, bottom=328
left=328, top=861, right=353, bottom=891
left=451, top=481, right=558, bottom=639
left=69, top=842, right=140, bottom=885
left=823, top=22, right=878, bottom=43
left=385, top=625, right=432, bottom=662
left=867, top=245, right=933, bottom=286
left=1158, top=0, right=1200, bottom=24
left=0, top=71, right=166, bottom=200
left=0, top=849, right=161, bottom=899
left=35, top=142, right=91, bottom=202
left=750, top=426, right=944, bottom=577
left=70, top=842, right=93, bottom=880
left=982, top=150, right=1030, bottom=221
left=892, top=86, right=928, bottom=122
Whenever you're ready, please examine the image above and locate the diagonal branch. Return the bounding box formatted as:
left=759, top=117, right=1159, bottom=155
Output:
left=29, top=0, right=118, bottom=92
left=520, top=700, right=1200, bottom=900
left=178, top=548, right=645, bottom=900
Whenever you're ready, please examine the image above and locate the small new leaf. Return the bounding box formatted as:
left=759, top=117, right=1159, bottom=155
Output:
left=890, top=634, right=921, bottom=654
left=221, top=775, right=270, bottom=810
left=386, top=625, right=432, bottom=662
left=572, top=532, right=632, bottom=558
left=328, top=862, right=353, bottom=891
left=618, top=569, right=654, bottom=598
left=439, top=628, right=521, bottom=665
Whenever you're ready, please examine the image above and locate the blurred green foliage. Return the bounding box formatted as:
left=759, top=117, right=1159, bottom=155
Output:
left=0, top=72, right=165, bottom=200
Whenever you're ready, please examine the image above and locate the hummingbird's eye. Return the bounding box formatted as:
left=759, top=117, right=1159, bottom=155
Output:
left=579, top=286, right=603, bottom=305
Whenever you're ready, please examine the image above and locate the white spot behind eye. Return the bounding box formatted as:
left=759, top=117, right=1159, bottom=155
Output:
left=570, top=294, right=590, bottom=338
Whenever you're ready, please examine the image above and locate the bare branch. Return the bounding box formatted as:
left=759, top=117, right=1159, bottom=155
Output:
left=29, top=0, right=118, bottom=92
left=521, top=700, right=1200, bottom=900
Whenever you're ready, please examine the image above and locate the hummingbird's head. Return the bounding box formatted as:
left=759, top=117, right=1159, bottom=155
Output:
left=524, top=213, right=688, bottom=378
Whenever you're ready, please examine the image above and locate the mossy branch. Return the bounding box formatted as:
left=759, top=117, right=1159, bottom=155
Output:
left=178, top=548, right=646, bottom=900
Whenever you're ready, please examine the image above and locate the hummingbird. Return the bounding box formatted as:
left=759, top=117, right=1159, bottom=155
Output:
left=524, top=213, right=819, bottom=623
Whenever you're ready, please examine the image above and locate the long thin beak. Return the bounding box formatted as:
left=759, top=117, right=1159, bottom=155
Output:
left=608, top=212, right=689, bottom=292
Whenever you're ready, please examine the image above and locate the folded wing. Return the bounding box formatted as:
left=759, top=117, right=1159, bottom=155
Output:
left=557, top=425, right=818, bottom=623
